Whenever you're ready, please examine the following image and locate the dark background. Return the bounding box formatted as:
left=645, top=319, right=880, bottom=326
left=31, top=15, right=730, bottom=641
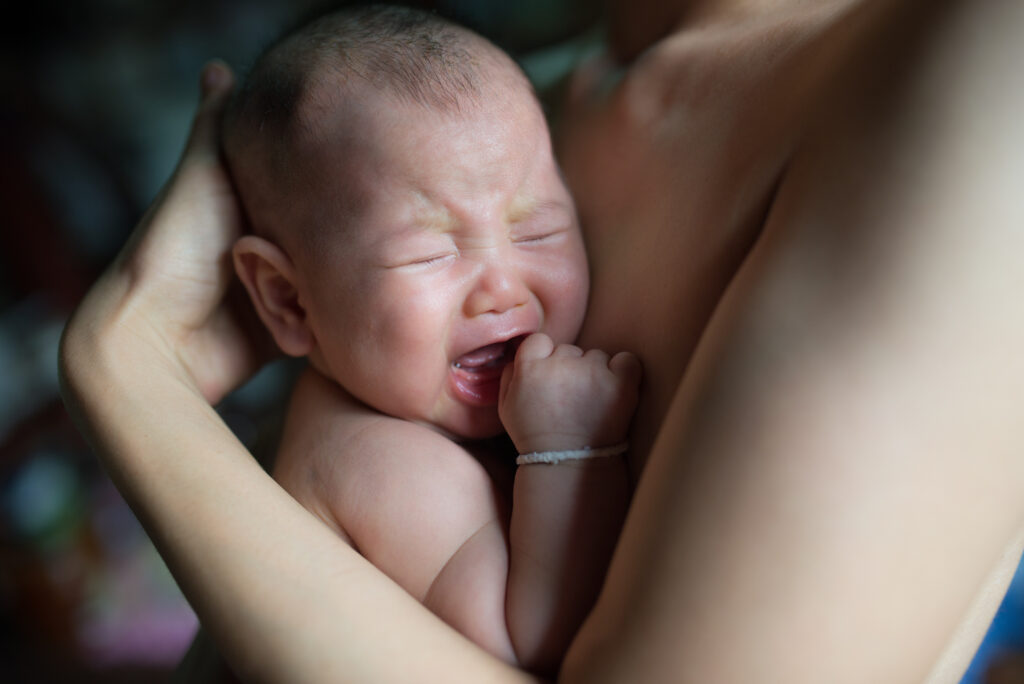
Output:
left=0, top=1, right=1020, bottom=681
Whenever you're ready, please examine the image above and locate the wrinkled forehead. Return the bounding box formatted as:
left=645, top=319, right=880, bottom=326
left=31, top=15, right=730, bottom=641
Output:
left=293, top=46, right=538, bottom=142
left=288, top=58, right=547, bottom=193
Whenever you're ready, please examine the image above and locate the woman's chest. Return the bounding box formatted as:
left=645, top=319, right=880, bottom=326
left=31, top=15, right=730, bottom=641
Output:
left=567, top=4, right=873, bottom=464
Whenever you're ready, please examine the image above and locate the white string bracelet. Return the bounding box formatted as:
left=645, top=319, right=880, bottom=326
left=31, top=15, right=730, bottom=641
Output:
left=515, top=442, right=629, bottom=466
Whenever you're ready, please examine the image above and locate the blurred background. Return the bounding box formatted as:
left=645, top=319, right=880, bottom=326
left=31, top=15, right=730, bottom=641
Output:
left=0, top=0, right=1021, bottom=682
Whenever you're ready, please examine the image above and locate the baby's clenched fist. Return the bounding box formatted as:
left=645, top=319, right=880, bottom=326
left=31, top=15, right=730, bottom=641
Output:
left=498, top=333, right=642, bottom=455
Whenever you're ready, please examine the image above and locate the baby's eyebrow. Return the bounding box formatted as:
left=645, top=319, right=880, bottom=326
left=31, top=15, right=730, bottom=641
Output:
left=378, top=205, right=456, bottom=241
left=418, top=209, right=458, bottom=233
left=506, top=198, right=571, bottom=223
left=403, top=193, right=458, bottom=234
left=365, top=216, right=452, bottom=253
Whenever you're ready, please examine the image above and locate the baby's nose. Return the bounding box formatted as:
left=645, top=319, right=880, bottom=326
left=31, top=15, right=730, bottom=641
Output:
left=463, top=261, right=530, bottom=317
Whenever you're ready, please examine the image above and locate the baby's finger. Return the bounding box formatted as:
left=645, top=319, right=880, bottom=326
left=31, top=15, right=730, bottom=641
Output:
left=608, top=351, right=642, bottom=386
left=582, top=348, right=610, bottom=365
left=552, top=344, right=584, bottom=358
left=515, top=332, right=555, bottom=362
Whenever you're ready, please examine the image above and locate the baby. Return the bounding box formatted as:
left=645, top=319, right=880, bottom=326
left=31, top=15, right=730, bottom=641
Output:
left=223, top=4, right=639, bottom=674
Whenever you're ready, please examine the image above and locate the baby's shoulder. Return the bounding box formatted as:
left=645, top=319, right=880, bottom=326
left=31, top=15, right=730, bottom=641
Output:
left=274, top=368, right=507, bottom=598
left=275, top=368, right=501, bottom=526
left=276, top=367, right=477, bottom=476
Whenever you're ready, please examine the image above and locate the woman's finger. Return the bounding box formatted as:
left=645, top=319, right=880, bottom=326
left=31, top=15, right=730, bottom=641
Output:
left=145, top=60, right=240, bottom=251
left=181, top=60, right=235, bottom=166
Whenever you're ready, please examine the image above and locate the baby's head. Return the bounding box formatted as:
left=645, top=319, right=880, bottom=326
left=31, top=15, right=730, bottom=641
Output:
left=224, top=4, right=589, bottom=439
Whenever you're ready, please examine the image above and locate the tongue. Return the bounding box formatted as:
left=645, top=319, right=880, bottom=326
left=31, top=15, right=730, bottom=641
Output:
left=454, top=342, right=508, bottom=369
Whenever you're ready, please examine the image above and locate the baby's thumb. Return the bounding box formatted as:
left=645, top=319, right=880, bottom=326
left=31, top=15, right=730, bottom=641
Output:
left=498, top=362, right=515, bottom=412
left=515, top=332, right=555, bottom=362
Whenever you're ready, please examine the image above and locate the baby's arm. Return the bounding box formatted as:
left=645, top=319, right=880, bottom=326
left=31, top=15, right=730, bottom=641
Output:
left=498, top=333, right=641, bottom=674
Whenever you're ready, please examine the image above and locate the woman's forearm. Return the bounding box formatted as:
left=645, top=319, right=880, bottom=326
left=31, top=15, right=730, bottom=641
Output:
left=60, top=307, right=533, bottom=684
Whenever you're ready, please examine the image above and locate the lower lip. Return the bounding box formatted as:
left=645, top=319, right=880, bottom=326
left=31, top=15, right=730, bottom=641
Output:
left=449, top=363, right=506, bottom=406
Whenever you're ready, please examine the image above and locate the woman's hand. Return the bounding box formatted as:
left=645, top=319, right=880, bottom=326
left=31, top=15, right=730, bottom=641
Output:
left=61, top=61, right=274, bottom=407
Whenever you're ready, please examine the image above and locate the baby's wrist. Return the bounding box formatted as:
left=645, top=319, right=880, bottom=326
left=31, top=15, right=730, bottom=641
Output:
left=510, top=425, right=631, bottom=454
left=510, top=431, right=603, bottom=455
left=515, top=442, right=629, bottom=466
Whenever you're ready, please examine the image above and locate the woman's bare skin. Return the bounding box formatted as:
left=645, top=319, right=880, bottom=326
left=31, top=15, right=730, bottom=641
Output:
left=559, top=0, right=1024, bottom=681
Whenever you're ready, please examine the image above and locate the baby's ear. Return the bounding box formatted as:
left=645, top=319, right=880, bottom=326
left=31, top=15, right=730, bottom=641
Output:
left=232, top=236, right=313, bottom=357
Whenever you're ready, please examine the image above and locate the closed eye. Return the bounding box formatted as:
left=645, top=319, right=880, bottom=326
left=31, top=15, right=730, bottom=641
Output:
left=401, top=252, right=457, bottom=269
left=512, top=229, right=566, bottom=244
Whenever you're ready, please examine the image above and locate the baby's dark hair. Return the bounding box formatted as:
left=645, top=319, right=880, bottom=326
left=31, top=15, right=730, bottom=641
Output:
left=226, top=4, right=497, bottom=145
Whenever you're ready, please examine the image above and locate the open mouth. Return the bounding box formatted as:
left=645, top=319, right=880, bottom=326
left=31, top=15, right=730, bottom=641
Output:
left=449, top=335, right=528, bottom=406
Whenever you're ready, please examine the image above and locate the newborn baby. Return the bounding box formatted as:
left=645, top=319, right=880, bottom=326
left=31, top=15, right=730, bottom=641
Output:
left=224, top=5, right=639, bottom=673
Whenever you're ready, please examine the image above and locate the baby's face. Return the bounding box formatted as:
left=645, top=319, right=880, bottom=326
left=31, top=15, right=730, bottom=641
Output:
left=290, top=79, right=588, bottom=439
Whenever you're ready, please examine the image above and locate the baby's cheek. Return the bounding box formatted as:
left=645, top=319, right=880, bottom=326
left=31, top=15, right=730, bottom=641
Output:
left=552, top=287, right=588, bottom=344
left=374, top=299, right=450, bottom=383
left=531, top=270, right=582, bottom=341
